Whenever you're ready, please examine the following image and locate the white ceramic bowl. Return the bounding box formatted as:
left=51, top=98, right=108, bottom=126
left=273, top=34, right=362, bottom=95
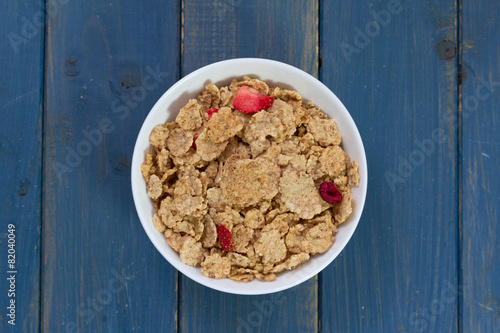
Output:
left=131, top=58, right=367, bottom=295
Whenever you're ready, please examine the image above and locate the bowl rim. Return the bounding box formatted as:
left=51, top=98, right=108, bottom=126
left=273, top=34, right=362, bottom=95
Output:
left=131, top=57, right=368, bottom=295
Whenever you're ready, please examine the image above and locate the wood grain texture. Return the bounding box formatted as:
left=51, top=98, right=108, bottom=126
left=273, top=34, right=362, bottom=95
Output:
left=181, top=0, right=318, bottom=77
left=42, top=0, right=180, bottom=331
left=460, top=1, right=500, bottom=332
left=0, top=1, right=44, bottom=331
left=320, top=1, right=459, bottom=332
left=180, top=1, right=318, bottom=332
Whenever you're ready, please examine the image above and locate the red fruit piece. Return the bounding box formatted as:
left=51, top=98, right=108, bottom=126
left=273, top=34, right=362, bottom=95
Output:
left=191, top=133, right=199, bottom=149
left=206, top=108, right=219, bottom=120
left=217, top=225, right=234, bottom=252
left=233, top=86, right=273, bottom=114
left=319, top=182, right=343, bottom=205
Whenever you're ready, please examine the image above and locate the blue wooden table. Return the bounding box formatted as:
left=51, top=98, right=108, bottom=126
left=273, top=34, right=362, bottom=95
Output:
left=1, top=0, right=499, bottom=332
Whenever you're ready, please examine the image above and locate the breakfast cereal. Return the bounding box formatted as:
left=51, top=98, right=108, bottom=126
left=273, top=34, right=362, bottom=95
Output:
left=142, top=76, right=360, bottom=282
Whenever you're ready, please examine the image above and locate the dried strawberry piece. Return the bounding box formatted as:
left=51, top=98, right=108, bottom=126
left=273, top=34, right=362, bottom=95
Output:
left=233, top=86, right=273, bottom=114
left=217, top=225, right=234, bottom=251
left=206, top=108, right=219, bottom=120
left=319, top=182, right=343, bottom=205
left=191, top=133, right=199, bottom=149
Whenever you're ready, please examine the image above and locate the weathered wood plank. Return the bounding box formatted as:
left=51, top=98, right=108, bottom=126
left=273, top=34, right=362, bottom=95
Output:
left=320, top=1, right=459, bottom=331
left=180, top=1, right=319, bottom=332
left=460, top=1, right=500, bottom=332
left=181, top=0, right=318, bottom=77
left=42, top=1, right=180, bottom=331
left=0, top=1, right=44, bottom=331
